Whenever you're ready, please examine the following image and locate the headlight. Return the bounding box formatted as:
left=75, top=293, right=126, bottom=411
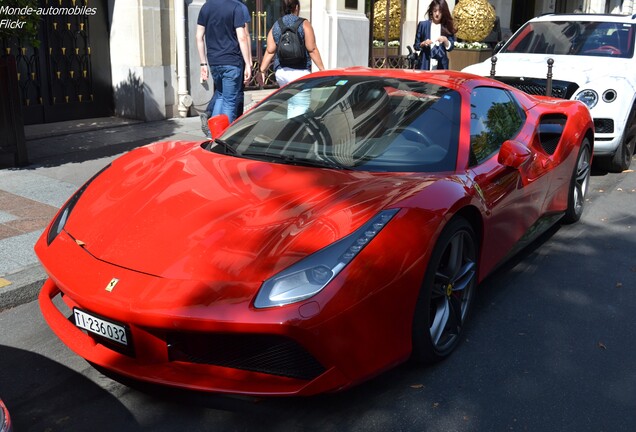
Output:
left=46, top=164, right=110, bottom=245
left=254, top=209, right=400, bottom=308
left=575, top=89, right=598, bottom=109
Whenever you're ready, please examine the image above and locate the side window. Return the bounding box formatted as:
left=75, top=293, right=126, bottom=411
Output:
left=470, top=87, right=525, bottom=165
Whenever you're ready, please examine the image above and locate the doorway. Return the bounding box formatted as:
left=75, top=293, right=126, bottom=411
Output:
left=511, top=0, right=536, bottom=33
left=4, top=0, right=113, bottom=125
left=244, top=0, right=282, bottom=88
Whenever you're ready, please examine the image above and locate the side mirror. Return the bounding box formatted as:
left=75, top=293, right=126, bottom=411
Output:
left=207, top=114, right=230, bottom=140
left=494, top=40, right=505, bottom=54
left=498, top=139, right=531, bottom=169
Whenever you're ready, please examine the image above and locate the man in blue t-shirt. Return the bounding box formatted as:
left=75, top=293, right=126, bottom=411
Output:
left=196, top=0, right=251, bottom=135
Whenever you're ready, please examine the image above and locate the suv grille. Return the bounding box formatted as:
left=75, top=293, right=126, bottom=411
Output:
left=496, top=77, right=579, bottom=100
left=167, top=332, right=326, bottom=380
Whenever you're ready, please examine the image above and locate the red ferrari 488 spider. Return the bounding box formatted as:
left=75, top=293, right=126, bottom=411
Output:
left=36, top=68, right=593, bottom=396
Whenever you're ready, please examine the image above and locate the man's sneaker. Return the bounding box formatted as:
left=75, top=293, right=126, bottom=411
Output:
left=200, top=112, right=211, bottom=138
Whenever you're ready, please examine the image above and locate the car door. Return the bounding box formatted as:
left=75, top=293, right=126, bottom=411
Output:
left=466, top=86, right=549, bottom=272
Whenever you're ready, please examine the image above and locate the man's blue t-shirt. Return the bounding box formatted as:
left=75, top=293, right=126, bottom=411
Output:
left=197, top=0, right=247, bottom=68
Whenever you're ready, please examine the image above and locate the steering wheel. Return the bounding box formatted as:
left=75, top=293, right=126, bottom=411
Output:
left=394, top=126, right=435, bottom=147
left=583, top=45, right=621, bottom=55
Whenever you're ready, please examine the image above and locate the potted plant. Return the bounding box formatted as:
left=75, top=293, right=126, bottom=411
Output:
left=372, top=0, right=402, bottom=58
left=0, top=0, right=40, bottom=167
left=449, top=0, right=496, bottom=71
left=448, top=41, right=491, bottom=71
left=372, top=40, right=400, bottom=57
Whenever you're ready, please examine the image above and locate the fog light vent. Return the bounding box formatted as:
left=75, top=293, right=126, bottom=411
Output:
left=602, top=89, right=617, bottom=103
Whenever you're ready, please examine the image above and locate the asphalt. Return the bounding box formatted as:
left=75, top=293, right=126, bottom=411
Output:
left=0, top=89, right=274, bottom=310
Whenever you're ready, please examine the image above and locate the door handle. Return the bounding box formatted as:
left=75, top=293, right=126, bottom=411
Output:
left=260, top=11, right=268, bottom=41
left=251, top=11, right=256, bottom=41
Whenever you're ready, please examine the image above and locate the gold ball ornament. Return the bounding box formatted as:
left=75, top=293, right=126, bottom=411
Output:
left=373, top=0, right=402, bottom=41
left=453, top=0, right=496, bottom=42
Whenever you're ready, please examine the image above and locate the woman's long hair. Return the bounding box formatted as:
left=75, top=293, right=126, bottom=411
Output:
left=281, top=0, right=300, bottom=15
left=427, top=0, right=456, bottom=36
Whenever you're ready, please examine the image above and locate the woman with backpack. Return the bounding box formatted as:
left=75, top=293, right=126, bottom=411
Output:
left=258, top=0, right=325, bottom=87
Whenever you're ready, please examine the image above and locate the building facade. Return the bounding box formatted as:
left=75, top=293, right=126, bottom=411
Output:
left=109, top=0, right=371, bottom=121
left=7, top=0, right=634, bottom=124
left=96, top=0, right=636, bottom=121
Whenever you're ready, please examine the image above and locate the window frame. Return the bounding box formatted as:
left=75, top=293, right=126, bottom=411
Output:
left=468, top=86, right=527, bottom=166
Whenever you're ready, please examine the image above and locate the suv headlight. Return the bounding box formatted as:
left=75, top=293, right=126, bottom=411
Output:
left=254, top=209, right=399, bottom=308
left=575, top=89, right=598, bottom=109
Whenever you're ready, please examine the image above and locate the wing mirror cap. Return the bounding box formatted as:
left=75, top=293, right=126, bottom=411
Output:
left=498, top=139, right=532, bottom=169
left=207, top=114, right=230, bottom=140
left=494, top=40, right=506, bottom=54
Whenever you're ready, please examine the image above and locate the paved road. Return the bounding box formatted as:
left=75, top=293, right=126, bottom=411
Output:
left=1, top=158, right=635, bottom=431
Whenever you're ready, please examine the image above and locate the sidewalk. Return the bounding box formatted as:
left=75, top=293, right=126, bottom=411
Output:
left=0, top=89, right=275, bottom=310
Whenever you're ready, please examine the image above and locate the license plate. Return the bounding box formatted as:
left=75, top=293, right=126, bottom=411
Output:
left=73, top=308, right=129, bottom=346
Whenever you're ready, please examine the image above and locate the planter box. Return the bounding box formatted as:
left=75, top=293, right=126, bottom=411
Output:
left=372, top=47, right=399, bottom=57
left=449, top=48, right=492, bottom=71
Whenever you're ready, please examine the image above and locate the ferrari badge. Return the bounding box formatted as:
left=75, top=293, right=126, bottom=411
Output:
left=105, top=278, right=119, bottom=292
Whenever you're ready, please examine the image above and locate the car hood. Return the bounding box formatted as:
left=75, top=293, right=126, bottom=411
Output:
left=64, top=141, right=431, bottom=282
left=463, top=53, right=630, bottom=85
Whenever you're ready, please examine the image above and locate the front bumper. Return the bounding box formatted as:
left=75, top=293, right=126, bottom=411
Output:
left=36, top=228, right=420, bottom=396
left=591, top=122, right=620, bottom=156
left=40, top=279, right=350, bottom=396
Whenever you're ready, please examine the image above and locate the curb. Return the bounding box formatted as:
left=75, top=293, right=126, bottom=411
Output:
left=0, top=265, right=46, bottom=311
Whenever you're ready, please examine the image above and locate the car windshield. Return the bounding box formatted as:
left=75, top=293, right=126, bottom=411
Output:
left=502, top=20, right=635, bottom=58
left=215, top=75, right=461, bottom=172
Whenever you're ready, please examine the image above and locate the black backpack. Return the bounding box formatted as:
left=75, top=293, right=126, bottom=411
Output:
left=277, top=17, right=307, bottom=68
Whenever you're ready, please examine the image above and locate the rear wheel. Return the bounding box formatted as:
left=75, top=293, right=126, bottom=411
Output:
left=412, top=217, right=478, bottom=364
left=563, top=138, right=591, bottom=224
left=598, top=109, right=636, bottom=173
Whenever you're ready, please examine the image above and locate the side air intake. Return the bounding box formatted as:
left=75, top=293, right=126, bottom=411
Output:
left=538, top=114, right=567, bottom=155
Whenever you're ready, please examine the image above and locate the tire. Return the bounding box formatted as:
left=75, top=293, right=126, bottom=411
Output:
left=412, top=217, right=478, bottom=364
left=598, top=109, right=636, bottom=173
left=563, top=138, right=592, bottom=224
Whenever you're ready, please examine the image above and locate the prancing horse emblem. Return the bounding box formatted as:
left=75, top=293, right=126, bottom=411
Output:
left=105, top=278, right=119, bottom=292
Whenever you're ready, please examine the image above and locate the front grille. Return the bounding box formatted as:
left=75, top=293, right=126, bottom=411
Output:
left=167, top=332, right=326, bottom=381
left=594, top=118, right=614, bottom=134
left=496, top=77, right=579, bottom=100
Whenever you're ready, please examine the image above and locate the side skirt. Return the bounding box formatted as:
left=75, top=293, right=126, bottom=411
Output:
left=496, top=212, right=565, bottom=272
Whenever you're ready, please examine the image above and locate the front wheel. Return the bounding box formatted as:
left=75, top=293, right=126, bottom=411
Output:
left=412, top=217, right=478, bottom=364
left=563, top=138, right=592, bottom=224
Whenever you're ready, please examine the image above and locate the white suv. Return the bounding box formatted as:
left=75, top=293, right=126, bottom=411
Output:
left=463, top=14, right=636, bottom=172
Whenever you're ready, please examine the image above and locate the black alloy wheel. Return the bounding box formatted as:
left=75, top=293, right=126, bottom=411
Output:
left=563, top=138, right=592, bottom=224
left=412, top=217, right=478, bottom=364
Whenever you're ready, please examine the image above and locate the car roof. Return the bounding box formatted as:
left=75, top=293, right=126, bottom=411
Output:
left=309, top=67, right=507, bottom=93
left=531, top=13, right=636, bottom=23
left=304, top=67, right=542, bottom=109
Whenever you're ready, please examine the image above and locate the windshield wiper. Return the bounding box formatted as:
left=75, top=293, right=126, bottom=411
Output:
left=240, top=150, right=345, bottom=170
left=208, top=138, right=237, bottom=155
